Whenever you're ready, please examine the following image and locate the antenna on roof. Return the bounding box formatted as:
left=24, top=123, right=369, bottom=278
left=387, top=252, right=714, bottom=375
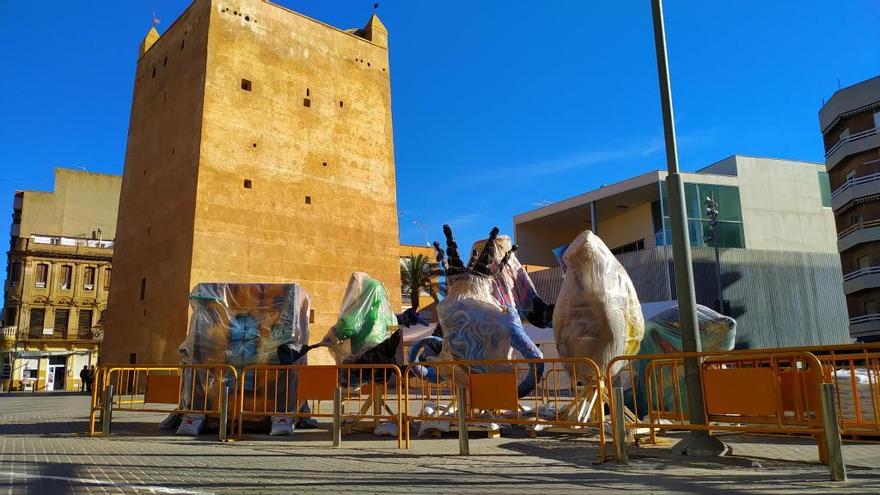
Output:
left=373, top=3, right=379, bottom=10
left=152, top=12, right=161, bottom=26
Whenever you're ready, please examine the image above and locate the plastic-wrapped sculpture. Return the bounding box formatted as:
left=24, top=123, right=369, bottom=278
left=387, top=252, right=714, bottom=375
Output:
left=410, top=225, right=543, bottom=398
left=631, top=304, right=736, bottom=414
left=322, top=272, right=399, bottom=365
left=183, top=283, right=310, bottom=368
left=553, top=230, right=644, bottom=387
left=470, top=234, right=553, bottom=328
left=179, top=283, right=310, bottom=413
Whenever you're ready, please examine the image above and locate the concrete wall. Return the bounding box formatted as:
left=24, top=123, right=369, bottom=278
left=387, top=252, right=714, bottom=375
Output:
left=18, top=169, right=121, bottom=239
left=105, top=0, right=401, bottom=365
left=597, top=202, right=656, bottom=251
left=734, top=156, right=837, bottom=253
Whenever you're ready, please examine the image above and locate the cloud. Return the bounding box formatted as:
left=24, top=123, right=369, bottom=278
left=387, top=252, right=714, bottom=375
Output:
left=459, top=148, right=639, bottom=184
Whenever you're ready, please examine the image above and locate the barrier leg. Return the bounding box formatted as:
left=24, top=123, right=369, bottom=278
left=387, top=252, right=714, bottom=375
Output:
left=101, top=385, right=114, bottom=437
left=219, top=386, right=229, bottom=442
left=820, top=383, right=847, bottom=482
left=333, top=386, right=342, bottom=447
left=457, top=385, right=469, bottom=455
left=612, top=387, right=628, bottom=465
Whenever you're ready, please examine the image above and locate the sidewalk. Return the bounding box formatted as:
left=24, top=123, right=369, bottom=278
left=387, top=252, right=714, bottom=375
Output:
left=1, top=394, right=878, bottom=494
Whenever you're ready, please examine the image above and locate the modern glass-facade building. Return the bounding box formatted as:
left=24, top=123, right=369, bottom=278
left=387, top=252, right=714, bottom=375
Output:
left=514, top=155, right=850, bottom=348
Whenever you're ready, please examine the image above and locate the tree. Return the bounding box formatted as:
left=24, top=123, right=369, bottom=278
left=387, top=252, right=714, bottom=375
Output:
left=400, top=254, right=438, bottom=311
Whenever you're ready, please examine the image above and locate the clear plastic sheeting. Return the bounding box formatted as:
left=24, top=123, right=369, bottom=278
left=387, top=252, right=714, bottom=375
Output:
left=470, top=235, right=544, bottom=323
left=553, top=231, right=644, bottom=385
left=179, top=283, right=310, bottom=413
left=632, top=304, right=736, bottom=415
left=182, top=283, right=311, bottom=367
left=323, top=272, right=398, bottom=363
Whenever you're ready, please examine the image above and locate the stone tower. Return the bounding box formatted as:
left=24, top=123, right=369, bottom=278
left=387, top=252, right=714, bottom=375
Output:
left=104, top=0, right=400, bottom=364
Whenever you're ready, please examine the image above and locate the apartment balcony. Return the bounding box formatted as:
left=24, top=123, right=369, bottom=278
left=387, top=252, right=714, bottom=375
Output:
left=837, top=219, right=880, bottom=252
left=831, top=171, right=880, bottom=212
left=849, top=314, right=880, bottom=340
left=843, top=266, right=880, bottom=294
left=826, top=127, right=880, bottom=170
left=17, top=329, right=98, bottom=342
left=1, top=327, right=15, bottom=342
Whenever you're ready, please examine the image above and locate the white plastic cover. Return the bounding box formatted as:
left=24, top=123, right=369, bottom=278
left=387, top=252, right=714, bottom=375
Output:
left=269, top=416, right=294, bottom=436
left=175, top=414, right=206, bottom=436
left=553, top=231, right=644, bottom=384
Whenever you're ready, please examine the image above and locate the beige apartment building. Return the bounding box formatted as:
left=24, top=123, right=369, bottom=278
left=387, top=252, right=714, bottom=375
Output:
left=515, top=155, right=851, bottom=349
left=1, top=169, right=121, bottom=391
left=819, top=75, right=880, bottom=342
left=104, top=0, right=400, bottom=365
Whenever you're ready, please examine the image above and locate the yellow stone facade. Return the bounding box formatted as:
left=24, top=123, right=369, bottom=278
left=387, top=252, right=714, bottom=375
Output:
left=104, top=0, right=400, bottom=365
left=1, top=169, right=120, bottom=391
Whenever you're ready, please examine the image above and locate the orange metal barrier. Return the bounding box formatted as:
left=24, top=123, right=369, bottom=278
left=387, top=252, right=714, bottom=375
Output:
left=236, top=364, right=404, bottom=448
left=606, top=350, right=830, bottom=457
left=814, top=348, right=880, bottom=436
left=404, top=358, right=607, bottom=460
left=88, top=364, right=238, bottom=437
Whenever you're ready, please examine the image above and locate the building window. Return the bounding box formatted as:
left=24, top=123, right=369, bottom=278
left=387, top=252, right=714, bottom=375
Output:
left=874, top=110, right=880, bottom=130
left=657, top=182, right=745, bottom=249
left=35, top=263, right=49, bottom=288
left=9, top=262, right=21, bottom=288
left=4, top=306, right=17, bottom=327
left=54, top=309, right=69, bottom=336
left=858, top=255, right=871, bottom=270
left=83, top=267, right=96, bottom=290
left=104, top=268, right=111, bottom=289
left=865, top=300, right=878, bottom=315
left=851, top=212, right=865, bottom=226
left=29, top=308, right=45, bottom=336
left=241, top=78, right=252, bottom=91
left=78, top=309, right=93, bottom=335
left=140, top=278, right=147, bottom=301
left=611, top=239, right=646, bottom=255
left=60, top=265, right=72, bottom=290
left=817, top=172, right=831, bottom=208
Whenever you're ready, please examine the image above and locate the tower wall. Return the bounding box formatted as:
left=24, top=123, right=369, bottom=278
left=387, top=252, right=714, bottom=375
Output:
left=105, top=0, right=400, bottom=364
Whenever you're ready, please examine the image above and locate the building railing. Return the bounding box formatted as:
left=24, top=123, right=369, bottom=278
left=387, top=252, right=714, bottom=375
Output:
left=838, top=218, right=880, bottom=239
left=849, top=313, right=880, bottom=325
left=842, top=266, right=880, bottom=282
left=826, top=127, right=878, bottom=158
left=1, top=327, right=15, bottom=340
left=831, top=170, right=880, bottom=200
left=29, top=234, right=114, bottom=249
left=18, top=329, right=98, bottom=341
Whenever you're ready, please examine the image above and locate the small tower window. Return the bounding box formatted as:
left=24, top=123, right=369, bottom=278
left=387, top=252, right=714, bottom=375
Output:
left=305, top=196, right=312, bottom=205
left=243, top=179, right=253, bottom=189
left=339, top=101, right=344, bottom=108
left=303, top=98, right=311, bottom=107
left=306, top=88, right=310, bottom=97
left=241, top=79, right=252, bottom=91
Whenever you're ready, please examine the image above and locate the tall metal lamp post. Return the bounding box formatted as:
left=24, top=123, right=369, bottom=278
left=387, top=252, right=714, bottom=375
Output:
left=650, top=0, right=726, bottom=455
left=704, top=197, right=724, bottom=314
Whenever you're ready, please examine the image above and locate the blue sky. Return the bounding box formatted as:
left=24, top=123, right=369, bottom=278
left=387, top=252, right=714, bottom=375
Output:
left=0, top=1, right=878, bottom=259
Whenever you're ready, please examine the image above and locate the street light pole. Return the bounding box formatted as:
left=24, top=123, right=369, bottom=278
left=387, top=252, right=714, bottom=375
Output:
left=650, top=0, right=726, bottom=456
left=704, top=197, right=724, bottom=314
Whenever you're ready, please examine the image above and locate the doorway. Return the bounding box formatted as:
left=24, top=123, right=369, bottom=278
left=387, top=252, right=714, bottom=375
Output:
left=48, top=356, right=66, bottom=391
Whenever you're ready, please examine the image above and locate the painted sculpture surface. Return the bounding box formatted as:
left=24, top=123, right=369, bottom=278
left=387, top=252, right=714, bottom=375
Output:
left=631, top=304, right=736, bottom=414
left=410, top=226, right=543, bottom=398
left=553, top=231, right=644, bottom=386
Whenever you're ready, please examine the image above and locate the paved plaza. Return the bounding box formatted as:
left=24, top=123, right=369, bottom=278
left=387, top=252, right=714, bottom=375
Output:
left=1, top=393, right=879, bottom=494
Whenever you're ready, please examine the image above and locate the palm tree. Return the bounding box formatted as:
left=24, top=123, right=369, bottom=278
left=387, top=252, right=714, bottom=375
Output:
left=400, top=254, right=438, bottom=311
